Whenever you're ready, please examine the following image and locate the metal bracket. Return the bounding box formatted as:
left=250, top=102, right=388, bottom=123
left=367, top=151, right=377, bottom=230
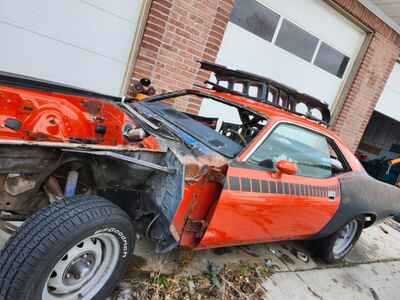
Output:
left=120, top=102, right=160, bottom=130
left=63, top=149, right=175, bottom=174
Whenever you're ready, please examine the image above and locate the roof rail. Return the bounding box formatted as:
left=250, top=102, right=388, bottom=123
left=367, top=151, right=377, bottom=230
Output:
left=199, top=61, right=331, bottom=124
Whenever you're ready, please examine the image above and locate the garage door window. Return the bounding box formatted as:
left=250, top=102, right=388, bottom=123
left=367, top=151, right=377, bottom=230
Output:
left=229, top=0, right=352, bottom=79
left=231, top=0, right=280, bottom=42
left=314, top=42, right=350, bottom=78
left=275, top=20, right=319, bottom=62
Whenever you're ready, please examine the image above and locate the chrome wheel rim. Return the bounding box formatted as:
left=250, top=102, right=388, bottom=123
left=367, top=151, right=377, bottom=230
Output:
left=42, top=232, right=120, bottom=300
left=333, top=220, right=358, bottom=257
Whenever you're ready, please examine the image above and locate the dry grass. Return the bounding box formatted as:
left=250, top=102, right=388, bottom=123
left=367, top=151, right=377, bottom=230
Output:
left=111, top=262, right=271, bottom=300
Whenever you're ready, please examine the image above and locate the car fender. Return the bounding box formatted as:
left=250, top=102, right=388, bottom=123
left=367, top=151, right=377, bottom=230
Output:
left=313, top=171, right=400, bottom=238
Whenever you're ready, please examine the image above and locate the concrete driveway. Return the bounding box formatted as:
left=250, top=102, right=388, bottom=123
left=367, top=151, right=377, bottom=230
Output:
left=129, top=219, right=400, bottom=299
left=1, top=219, right=400, bottom=299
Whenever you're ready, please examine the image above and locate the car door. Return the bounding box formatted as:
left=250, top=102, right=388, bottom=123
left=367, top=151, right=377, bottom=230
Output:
left=198, top=122, right=345, bottom=249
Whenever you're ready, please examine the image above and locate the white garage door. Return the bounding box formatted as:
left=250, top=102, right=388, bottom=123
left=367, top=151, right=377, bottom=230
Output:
left=375, top=62, right=400, bottom=121
left=201, top=0, right=366, bottom=120
left=0, top=0, right=143, bottom=96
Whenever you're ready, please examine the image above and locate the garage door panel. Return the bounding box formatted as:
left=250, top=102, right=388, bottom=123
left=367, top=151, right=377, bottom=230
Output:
left=211, top=0, right=366, bottom=112
left=376, top=63, right=400, bottom=121
left=0, top=22, right=125, bottom=95
left=82, top=0, right=143, bottom=24
left=217, top=23, right=342, bottom=105
left=0, top=0, right=139, bottom=63
left=0, top=0, right=143, bottom=95
left=257, top=0, right=365, bottom=57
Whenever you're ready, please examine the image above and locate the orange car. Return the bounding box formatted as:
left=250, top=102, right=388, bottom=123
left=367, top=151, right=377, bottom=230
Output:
left=1, top=62, right=399, bottom=300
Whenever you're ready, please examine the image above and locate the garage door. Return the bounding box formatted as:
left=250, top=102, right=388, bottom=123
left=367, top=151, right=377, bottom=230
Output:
left=375, top=62, right=400, bottom=121
left=357, top=62, right=400, bottom=180
left=201, top=0, right=366, bottom=119
left=0, top=0, right=143, bottom=96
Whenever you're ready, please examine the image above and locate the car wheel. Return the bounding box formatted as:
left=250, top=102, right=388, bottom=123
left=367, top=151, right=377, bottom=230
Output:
left=0, top=195, right=135, bottom=300
left=393, top=212, right=400, bottom=223
left=316, top=218, right=364, bottom=264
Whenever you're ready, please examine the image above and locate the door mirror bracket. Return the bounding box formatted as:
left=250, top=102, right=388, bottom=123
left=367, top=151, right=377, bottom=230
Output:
left=258, top=159, right=274, bottom=169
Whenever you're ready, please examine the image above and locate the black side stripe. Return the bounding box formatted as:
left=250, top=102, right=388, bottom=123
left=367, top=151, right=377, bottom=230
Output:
left=261, top=180, right=269, bottom=193
left=252, top=179, right=261, bottom=193
left=227, top=176, right=339, bottom=198
left=241, top=178, right=251, bottom=192
left=229, top=176, right=240, bottom=191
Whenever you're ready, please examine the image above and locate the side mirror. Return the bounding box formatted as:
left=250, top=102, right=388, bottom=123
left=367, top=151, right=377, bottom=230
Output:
left=276, top=160, right=298, bottom=175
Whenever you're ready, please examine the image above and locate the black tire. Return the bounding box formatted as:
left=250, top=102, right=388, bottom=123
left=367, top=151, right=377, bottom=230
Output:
left=393, top=212, right=400, bottom=223
left=316, top=218, right=364, bottom=264
left=0, top=196, right=136, bottom=300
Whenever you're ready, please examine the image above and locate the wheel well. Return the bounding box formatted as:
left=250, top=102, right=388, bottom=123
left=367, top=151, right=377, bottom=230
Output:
left=44, top=160, right=97, bottom=198
left=361, top=213, right=377, bottom=228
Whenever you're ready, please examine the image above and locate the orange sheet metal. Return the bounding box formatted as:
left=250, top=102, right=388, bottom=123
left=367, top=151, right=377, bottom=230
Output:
left=0, top=85, right=159, bottom=151
left=197, top=166, right=341, bottom=249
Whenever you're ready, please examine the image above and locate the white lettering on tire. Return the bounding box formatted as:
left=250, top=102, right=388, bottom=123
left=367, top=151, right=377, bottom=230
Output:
left=95, top=228, right=129, bottom=258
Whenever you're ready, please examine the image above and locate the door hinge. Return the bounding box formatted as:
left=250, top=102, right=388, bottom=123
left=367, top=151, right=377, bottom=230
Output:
left=184, top=219, right=207, bottom=238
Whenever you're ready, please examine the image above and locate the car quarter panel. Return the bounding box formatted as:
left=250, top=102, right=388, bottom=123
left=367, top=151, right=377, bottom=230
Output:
left=316, top=172, right=400, bottom=238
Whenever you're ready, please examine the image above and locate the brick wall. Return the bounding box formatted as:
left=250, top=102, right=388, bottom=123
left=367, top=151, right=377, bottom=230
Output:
left=129, top=0, right=400, bottom=152
left=330, top=0, right=400, bottom=151
left=128, top=0, right=235, bottom=114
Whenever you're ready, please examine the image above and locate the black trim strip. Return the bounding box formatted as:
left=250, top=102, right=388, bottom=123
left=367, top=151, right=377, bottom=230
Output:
left=226, top=176, right=339, bottom=198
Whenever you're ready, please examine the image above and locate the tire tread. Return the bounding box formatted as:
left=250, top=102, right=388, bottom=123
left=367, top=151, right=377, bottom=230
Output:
left=0, top=196, right=133, bottom=300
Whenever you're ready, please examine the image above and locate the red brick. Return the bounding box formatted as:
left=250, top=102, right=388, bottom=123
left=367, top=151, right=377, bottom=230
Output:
left=128, top=0, right=234, bottom=115
left=129, top=0, right=400, bottom=123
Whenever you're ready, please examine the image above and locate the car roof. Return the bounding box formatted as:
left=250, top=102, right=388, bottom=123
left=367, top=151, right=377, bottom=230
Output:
left=201, top=89, right=365, bottom=172
left=203, top=89, right=342, bottom=141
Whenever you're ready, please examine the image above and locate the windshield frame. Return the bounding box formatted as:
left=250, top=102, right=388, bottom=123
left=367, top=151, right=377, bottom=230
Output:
left=144, top=89, right=266, bottom=118
left=133, top=89, right=269, bottom=158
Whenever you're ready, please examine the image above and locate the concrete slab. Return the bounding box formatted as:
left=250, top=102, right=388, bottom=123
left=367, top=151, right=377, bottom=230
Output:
left=129, top=220, right=400, bottom=276
left=263, top=261, right=400, bottom=300
left=131, top=222, right=400, bottom=276
left=132, top=239, right=319, bottom=276
left=2, top=218, right=400, bottom=299
left=2, top=219, right=400, bottom=275
left=346, top=220, right=400, bottom=264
